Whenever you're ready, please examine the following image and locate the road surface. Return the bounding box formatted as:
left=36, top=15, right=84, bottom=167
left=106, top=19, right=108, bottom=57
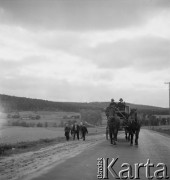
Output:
left=27, top=129, right=170, bottom=180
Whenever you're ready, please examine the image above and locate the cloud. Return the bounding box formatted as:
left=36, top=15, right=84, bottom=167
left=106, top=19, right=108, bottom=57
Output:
left=0, top=56, right=49, bottom=78
left=0, top=0, right=170, bottom=31
left=0, top=73, right=113, bottom=102
left=0, top=55, right=169, bottom=107
left=73, top=36, right=170, bottom=72
left=0, top=0, right=170, bottom=107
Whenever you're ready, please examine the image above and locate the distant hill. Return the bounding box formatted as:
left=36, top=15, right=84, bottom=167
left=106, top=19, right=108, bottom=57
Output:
left=80, top=102, right=169, bottom=115
left=0, top=94, right=169, bottom=115
left=0, top=94, right=102, bottom=112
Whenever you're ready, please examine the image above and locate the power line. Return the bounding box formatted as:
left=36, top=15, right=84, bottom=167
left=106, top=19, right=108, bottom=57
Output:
left=164, top=82, right=170, bottom=115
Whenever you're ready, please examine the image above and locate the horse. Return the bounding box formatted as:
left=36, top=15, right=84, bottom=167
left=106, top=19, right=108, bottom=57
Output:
left=126, top=109, right=141, bottom=145
left=127, top=119, right=141, bottom=145
left=107, top=106, right=120, bottom=145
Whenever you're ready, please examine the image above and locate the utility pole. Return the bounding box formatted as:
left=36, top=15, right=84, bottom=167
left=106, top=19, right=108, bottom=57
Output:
left=164, top=82, right=170, bottom=115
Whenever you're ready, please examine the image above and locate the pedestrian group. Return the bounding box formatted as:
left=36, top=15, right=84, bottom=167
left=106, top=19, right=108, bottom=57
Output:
left=64, top=122, right=88, bottom=141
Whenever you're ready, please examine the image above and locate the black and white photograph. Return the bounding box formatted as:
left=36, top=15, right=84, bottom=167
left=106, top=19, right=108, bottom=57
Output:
left=0, top=0, right=170, bottom=179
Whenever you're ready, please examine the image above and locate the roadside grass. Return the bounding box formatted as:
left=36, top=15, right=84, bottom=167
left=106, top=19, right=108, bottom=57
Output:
left=0, top=126, right=105, bottom=144
left=0, top=128, right=105, bottom=157
left=150, top=128, right=170, bottom=136
left=0, top=137, right=65, bottom=156
left=144, top=125, right=170, bottom=136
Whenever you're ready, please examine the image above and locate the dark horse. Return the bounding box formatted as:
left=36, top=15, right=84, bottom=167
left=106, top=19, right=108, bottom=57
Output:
left=125, top=109, right=141, bottom=145
left=107, top=106, right=120, bottom=145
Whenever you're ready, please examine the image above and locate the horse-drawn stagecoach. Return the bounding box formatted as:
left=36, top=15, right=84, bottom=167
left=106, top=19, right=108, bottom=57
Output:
left=105, top=98, right=141, bottom=145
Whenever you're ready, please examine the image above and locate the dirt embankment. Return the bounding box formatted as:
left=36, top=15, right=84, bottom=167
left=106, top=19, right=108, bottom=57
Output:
left=0, top=134, right=105, bottom=180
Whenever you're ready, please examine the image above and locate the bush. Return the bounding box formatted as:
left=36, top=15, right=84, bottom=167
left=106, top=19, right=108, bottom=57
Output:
left=12, top=114, right=20, bottom=118
left=45, top=122, right=48, bottom=128
left=37, top=122, right=43, bottom=127
left=80, top=109, right=102, bottom=125
left=29, top=123, right=35, bottom=127
left=53, top=123, right=57, bottom=127
left=35, top=115, right=41, bottom=120
left=11, top=121, right=30, bottom=127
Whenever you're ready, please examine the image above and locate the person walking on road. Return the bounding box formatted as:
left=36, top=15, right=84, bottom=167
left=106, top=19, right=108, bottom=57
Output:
left=79, top=122, right=83, bottom=139
left=81, top=124, right=88, bottom=141
left=64, top=123, right=70, bottom=141
left=70, top=124, right=74, bottom=139
left=72, top=122, right=80, bottom=140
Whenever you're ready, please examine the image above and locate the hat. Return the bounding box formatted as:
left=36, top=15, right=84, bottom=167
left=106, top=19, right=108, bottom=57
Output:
left=119, top=98, right=123, bottom=102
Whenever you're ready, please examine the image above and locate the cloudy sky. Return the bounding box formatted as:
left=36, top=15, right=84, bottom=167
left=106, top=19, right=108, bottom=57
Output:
left=0, top=0, right=170, bottom=107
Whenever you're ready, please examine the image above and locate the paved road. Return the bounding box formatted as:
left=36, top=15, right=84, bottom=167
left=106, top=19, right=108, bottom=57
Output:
left=31, top=129, right=170, bottom=180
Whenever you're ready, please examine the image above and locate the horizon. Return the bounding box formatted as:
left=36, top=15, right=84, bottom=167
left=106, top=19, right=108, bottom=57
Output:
left=0, top=0, right=170, bottom=108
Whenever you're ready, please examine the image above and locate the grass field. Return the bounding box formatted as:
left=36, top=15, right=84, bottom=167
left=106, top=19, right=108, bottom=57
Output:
left=0, top=110, right=106, bottom=145
left=0, top=126, right=106, bottom=144
left=0, top=127, right=64, bottom=144
left=7, top=111, right=81, bottom=126
left=143, top=125, right=170, bottom=136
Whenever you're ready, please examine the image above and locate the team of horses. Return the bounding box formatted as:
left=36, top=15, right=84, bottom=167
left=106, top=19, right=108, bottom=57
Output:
left=105, top=104, right=141, bottom=145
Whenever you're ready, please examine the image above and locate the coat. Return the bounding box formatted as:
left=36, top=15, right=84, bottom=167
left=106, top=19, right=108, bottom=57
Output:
left=72, top=125, right=80, bottom=133
left=64, top=126, right=70, bottom=136
left=65, top=126, right=70, bottom=133
left=81, top=126, right=88, bottom=134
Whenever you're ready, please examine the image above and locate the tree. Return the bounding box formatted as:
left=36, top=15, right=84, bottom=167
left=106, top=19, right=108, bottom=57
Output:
left=45, top=122, right=48, bottom=128
left=37, top=122, right=43, bottom=127
left=35, top=115, right=41, bottom=120
left=80, top=109, right=102, bottom=125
